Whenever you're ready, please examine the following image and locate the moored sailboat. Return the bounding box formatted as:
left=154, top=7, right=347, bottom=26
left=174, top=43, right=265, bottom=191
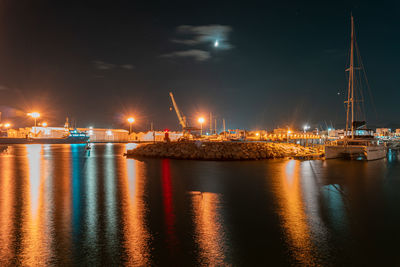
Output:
left=324, top=15, right=386, bottom=161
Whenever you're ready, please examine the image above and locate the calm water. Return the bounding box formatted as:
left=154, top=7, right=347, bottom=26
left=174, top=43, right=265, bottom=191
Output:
left=0, top=144, right=400, bottom=266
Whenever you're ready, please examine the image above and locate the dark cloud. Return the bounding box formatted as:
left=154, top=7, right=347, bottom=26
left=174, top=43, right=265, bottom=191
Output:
left=121, top=64, right=135, bottom=70
left=93, top=60, right=116, bottom=70
left=93, top=61, right=135, bottom=70
left=173, top=24, right=233, bottom=50
left=161, top=49, right=211, bottom=62
left=162, top=24, right=233, bottom=62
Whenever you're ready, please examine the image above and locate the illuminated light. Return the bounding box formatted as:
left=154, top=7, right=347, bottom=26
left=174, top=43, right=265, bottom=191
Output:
left=214, top=40, right=219, bottom=47
left=27, top=112, right=40, bottom=119
left=127, top=117, right=135, bottom=124
left=4, top=123, right=10, bottom=128
left=89, top=126, right=93, bottom=129
left=288, top=130, right=292, bottom=134
left=89, top=130, right=93, bottom=135
left=164, top=129, right=169, bottom=133
left=106, top=130, right=112, bottom=136
left=42, top=122, right=47, bottom=127
left=256, top=132, right=260, bottom=136
left=198, top=117, right=205, bottom=136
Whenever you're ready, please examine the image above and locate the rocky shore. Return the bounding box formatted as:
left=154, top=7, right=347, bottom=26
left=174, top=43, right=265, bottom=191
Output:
left=126, top=141, right=324, bottom=160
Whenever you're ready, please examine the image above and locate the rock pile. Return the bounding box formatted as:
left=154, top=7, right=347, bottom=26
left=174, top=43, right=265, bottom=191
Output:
left=126, top=141, right=324, bottom=160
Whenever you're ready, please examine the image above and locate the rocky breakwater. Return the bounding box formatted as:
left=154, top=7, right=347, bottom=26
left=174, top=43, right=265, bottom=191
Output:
left=126, top=141, right=324, bottom=160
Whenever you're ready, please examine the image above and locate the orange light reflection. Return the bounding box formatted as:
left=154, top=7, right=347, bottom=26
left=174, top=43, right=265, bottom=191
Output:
left=191, top=192, right=227, bottom=265
left=120, top=157, right=151, bottom=265
left=0, top=148, right=15, bottom=265
left=20, top=145, right=51, bottom=266
left=274, top=160, right=316, bottom=265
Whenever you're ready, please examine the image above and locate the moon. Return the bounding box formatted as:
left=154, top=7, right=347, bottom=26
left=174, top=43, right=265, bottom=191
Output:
left=214, top=40, right=219, bottom=47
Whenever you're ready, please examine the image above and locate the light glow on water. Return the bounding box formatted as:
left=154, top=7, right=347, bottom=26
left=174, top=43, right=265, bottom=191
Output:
left=274, top=160, right=316, bottom=265
left=0, top=147, right=14, bottom=265
left=0, top=144, right=399, bottom=265
left=191, top=192, right=227, bottom=266
left=121, top=158, right=151, bottom=265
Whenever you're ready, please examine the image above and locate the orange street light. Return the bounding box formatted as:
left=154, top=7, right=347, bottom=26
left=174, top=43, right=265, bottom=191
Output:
left=127, top=117, right=135, bottom=134
left=287, top=129, right=292, bottom=143
left=198, top=117, right=205, bottom=136
left=27, top=112, right=40, bottom=135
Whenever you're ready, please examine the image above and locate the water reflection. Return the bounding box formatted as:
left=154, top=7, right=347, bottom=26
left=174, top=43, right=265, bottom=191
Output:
left=0, top=147, right=15, bottom=265
left=0, top=144, right=399, bottom=266
left=272, top=160, right=320, bottom=265
left=161, top=159, right=177, bottom=249
left=53, top=145, right=72, bottom=264
left=21, top=145, right=50, bottom=266
left=84, top=144, right=99, bottom=264
left=104, top=144, right=117, bottom=258
left=190, top=191, right=228, bottom=265
left=120, top=158, right=151, bottom=265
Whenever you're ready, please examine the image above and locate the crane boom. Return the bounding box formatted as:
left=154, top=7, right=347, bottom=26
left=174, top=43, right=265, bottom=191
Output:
left=169, top=92, right=187, bottom=129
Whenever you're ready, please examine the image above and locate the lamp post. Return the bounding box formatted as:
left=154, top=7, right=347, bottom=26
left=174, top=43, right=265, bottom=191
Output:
left=287, top=129, right=292, bottom=143
left=127, top=117, right=135, bottom=134
left=198, top=117, right=205, bottom=136
left=28, top=112, right=40, bottom=136
left=303, top=125, right=310, bottom=133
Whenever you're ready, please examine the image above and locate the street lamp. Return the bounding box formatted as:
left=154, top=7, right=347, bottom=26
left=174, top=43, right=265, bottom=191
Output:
left=127, top=117, right=135, bottom=134
left=42, top=122, right=48, bottom=127
left=4, top=123, right=10, bottom=128
left=198, top=117, right=205, bottom=136
left=27, top=112, right=40, bottom=136
left=287, top=129, right=292, bottom=143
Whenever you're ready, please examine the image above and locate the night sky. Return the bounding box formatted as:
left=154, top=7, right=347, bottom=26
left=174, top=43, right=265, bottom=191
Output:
left=0, top=0, right=398, bottom=131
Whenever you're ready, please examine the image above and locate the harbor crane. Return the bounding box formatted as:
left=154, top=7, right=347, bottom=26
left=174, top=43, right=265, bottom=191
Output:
left=169, top=92, right=199, bottom=137
left=169, top=92, right=187, bottom=129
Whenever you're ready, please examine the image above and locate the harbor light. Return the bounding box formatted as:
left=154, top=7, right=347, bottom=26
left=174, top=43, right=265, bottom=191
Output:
left=127, top=117, right=135, bottom=134
left=287, top=129, right=292, bottom=143
left=198, top=117, right=205, bottom=136
left=4, top=123, right=10, bottom=128
left=42, top=122, right=48, bottom=127
left=28, top=112, right=40, bottom=119
left=28, top=112, right=40, bottom=135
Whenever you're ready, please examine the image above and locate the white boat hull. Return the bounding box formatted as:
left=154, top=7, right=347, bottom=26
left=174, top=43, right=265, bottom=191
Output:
left=325, top=145, right=386, bottom=161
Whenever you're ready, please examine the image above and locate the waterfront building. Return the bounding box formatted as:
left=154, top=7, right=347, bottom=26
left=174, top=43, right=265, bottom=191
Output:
left=129, top=131, right=183, bottom=142
left=78, top=128, right=129, bottom=142
left=7, top=127, right=69, bottom=138
left=375, top=128, right=392, bottom=137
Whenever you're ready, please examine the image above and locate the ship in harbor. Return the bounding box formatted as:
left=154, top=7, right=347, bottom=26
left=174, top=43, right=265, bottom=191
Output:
left=324, top=15, right=386, bottom=161
left=0, top=129, right=89, bottom=144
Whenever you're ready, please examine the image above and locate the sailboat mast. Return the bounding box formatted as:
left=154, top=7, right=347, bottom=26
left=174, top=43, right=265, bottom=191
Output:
left=345, top=15, right=355, bottom=139
left=350, top=15, right=355, bottom=139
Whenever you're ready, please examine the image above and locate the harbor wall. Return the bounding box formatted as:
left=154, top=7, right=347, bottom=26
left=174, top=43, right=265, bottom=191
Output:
left=126, top=141, right=324, bottom=160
